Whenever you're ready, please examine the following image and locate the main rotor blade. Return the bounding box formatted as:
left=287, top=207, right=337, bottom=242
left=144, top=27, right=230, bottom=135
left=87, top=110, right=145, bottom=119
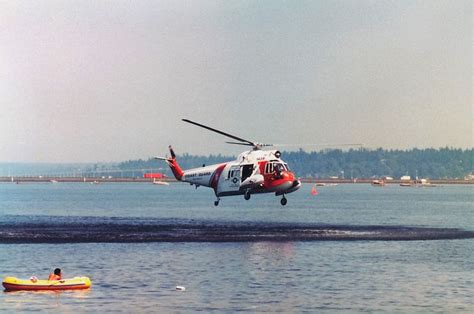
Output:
left=226, top=142, right=274, bottom=150
left=182, top=119, right=255, bottom=146
left=225, top=142, right=254, bottom=146
left=272, top=143, right=363, bottom=148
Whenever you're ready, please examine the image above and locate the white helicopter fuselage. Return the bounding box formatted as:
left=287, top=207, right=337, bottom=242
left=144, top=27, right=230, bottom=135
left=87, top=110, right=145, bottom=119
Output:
left=179, top=149, right=300, bottom=198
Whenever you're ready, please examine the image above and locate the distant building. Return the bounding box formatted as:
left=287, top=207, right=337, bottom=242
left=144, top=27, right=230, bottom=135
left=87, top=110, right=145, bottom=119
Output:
left=400, top=175, right=411, bottom=181
left=144, top=173, right=164, bottom=179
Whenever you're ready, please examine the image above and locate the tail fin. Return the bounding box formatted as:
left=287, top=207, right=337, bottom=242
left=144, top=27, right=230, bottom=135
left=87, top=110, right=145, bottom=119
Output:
left=155, top=146, right=184, bottom=181
left=169, top=145, right=177, bottom=159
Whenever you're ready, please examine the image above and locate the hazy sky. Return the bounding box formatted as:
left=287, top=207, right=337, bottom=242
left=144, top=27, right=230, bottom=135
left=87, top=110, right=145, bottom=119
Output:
left=1, top=0, right=472, bottom=162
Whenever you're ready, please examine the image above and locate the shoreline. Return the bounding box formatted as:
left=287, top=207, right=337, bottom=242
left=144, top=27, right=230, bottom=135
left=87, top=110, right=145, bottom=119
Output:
left=1, top=177, right=472, bottom=185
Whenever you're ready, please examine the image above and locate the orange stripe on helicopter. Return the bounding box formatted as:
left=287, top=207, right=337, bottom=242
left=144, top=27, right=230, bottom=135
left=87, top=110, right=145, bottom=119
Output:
left=210, top=164, right=227, bottom=193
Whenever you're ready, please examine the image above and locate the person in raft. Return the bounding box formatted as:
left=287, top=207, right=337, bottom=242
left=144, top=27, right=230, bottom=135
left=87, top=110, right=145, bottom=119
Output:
left=48, top=268, right=62, bottom=281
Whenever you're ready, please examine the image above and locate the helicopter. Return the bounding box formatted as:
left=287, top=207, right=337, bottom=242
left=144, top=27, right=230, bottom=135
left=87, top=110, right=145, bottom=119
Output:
left=155, top=119, right=302, bottom=206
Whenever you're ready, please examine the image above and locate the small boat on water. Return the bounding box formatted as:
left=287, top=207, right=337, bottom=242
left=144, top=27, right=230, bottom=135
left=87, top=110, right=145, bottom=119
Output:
left=153, top=178, right=169, bottom=186
left=3, top=276, right=91, bottom=291
left=371, top=179, right=386, bottom=186
left=415, top=179, right=437, bottom=187
left=400, top=179, right=436, bottom=187
left=315, top=183, right=338, bottom=186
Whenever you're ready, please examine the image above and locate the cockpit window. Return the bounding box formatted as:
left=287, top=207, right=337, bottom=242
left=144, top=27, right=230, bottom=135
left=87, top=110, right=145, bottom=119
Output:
left=274, top=163, right=284, bottom=173
left=265, top=162, right=286, bottom=174
left=265, top=163, right=273, bottom=174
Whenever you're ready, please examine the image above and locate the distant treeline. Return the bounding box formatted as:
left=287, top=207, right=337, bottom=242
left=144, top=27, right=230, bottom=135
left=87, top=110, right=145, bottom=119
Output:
left=118, top=147, right=473, bottom=180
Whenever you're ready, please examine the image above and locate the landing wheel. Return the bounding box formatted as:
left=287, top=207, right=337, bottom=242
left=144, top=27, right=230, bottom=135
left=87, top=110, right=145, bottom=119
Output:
left=280, top=197, right=287, bottom=206
left=244, top=191, right=251, bottom=200
left=214, top=199, right=219, bottom=206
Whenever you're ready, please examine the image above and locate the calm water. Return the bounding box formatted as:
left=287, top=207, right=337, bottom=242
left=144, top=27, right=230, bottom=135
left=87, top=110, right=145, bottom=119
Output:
left=0, top=182, right=472, bottom=312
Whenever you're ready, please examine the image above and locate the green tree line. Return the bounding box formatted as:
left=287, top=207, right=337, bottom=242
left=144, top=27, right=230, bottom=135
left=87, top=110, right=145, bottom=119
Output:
left=117, top=147, right=473, bottom=179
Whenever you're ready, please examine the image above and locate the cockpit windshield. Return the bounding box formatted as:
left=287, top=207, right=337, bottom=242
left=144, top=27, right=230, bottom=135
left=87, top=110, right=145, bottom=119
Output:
left=264, top=161, right=288, bottom=174
left=274, top=163, right=284, bottom=173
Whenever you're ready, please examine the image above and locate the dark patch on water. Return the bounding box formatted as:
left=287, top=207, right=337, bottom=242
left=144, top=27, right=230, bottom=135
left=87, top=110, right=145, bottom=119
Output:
left=0, top=216, right=473, bottom=243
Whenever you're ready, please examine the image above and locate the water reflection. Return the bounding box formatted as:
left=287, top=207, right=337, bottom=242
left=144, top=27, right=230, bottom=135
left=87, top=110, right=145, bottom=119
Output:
left=3, top=289, right=91, bottom=311
left=247, top=242, right=295, bottom=260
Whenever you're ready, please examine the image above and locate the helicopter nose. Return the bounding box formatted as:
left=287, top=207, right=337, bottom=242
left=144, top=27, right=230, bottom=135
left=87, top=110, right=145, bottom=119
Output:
left=285, top=178, right=302, bottom=194
left=285, top=171, right=296, bottom=181
left=281, top=171, right=298, bottom=187
left=272, top=173, right=301, bottom=195
left=292, top=179, right=302, bottom=189
left=286, top=171, right=301, bottom=191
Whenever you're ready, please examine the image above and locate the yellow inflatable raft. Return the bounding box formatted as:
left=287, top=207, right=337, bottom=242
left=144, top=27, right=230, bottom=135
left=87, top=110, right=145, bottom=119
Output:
left=2, top=276, right=91, bottom=291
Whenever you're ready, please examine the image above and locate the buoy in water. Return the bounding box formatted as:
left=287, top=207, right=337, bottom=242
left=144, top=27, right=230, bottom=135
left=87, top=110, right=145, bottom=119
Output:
left=311, top=186, right=318, bottom=196
left=176, top=286, right=186, bottom=291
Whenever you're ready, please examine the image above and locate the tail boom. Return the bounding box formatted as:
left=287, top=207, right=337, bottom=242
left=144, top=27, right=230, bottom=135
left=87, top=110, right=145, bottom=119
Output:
left=167, top=159, right=184, bottom=181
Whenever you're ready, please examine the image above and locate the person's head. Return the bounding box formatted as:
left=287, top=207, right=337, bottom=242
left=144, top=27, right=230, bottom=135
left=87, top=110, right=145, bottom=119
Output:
left=54, top=268, right=61, bottom=276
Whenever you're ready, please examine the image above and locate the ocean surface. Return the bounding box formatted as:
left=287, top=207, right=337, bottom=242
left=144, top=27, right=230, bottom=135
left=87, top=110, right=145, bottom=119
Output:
left=0, top=182, right=472, bottom=312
